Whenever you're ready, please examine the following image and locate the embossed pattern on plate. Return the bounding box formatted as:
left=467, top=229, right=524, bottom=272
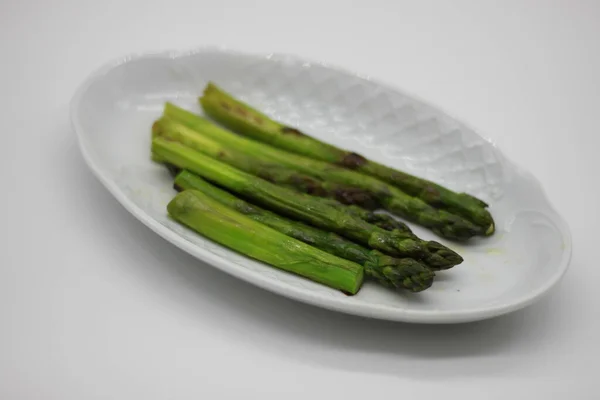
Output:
left=71, top=48, right=572, bottom=323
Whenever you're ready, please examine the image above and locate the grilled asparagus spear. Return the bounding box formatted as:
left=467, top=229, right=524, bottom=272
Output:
left=200, top=82, right=493, bottom=233
left=174, top=170, right=435, bottom=291
left=168, top=190, right=363, bottom=294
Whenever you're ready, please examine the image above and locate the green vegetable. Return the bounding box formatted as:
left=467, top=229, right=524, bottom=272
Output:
left=154, top=116, right=401, bottom=232
left=174, top=171, right=435, bottom=291
left=152, top=132, right=462, bottom=269
left=168, top=190, right=364, bottom=294
left=154, top=116, right=460, bottom=269
left=153, top=137, right=428, bottom=259
left=164, top=102, right=484, bottom=241
left=200, top=82, right=494, bottom=234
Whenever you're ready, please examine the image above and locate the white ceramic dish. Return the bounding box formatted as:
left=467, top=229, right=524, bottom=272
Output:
left=71, top=47, right=572, bottom=323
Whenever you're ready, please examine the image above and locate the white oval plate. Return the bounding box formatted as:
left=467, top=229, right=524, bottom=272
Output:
left=71, top=47, right=572, bottom=323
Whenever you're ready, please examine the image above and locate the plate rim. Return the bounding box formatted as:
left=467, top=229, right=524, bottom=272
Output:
left=70, top=46, right=573, bottom=323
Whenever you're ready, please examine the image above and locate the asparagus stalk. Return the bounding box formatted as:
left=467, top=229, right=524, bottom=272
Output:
left=153, top=137, right=426, bottom=258
left=200, top=83, right=494, bottom=233
left=318, top=198, right=411, bottom=233
left=174, top=171, right=435, bottom=291
left=307, top=196, right=459, bottom=270
left=153, top=118, right=462, bottom=269
left=164, top=102, right=484, bottom=241
left=168, top=189, right=363, bottom=294
left=154, top=117, right=402, bottom=231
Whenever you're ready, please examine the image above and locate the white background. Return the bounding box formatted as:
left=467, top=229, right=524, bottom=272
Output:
left=1, top=0, right=598, bottom=398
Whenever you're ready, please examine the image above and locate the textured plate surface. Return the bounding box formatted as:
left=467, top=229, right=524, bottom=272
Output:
left=71, top=48, right=572, bottom=323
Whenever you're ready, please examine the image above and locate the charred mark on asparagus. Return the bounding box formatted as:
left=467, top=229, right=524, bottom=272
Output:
left=281, top=126, right=305, bottom=136
left=339, top=152, right=368, bottom=169
left=333, top=187, right=380, bottom=209
left=288, top=175, right=329, bottom=196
